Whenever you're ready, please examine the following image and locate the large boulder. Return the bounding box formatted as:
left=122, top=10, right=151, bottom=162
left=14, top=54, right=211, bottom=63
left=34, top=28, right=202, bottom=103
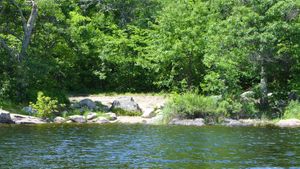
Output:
left=69, top=115, right=86, bottom=123
left=276, top=119, right=300, bottom=128
left=79, top=99, right=96, bottom=110
left=111, top=97, right=142, bottom=113
left=10, top=114, right=46, bottom=124
left=0, top=109, right=13, bottom=123
left=169, top=118, right=205, bottom=126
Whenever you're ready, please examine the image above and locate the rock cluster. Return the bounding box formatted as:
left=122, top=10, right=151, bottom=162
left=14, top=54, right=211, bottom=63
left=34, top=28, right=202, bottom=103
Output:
left=0, top=109, right=46, bottom=124
left=276, top=119, right=300, bottom=128
left=6, top=95, right=300, bottom=128
left=169, top=118, right=205, bottom=126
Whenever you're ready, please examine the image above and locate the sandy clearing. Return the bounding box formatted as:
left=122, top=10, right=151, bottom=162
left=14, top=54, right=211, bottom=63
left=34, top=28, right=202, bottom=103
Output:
left=69, top=95, right=168, bottom=112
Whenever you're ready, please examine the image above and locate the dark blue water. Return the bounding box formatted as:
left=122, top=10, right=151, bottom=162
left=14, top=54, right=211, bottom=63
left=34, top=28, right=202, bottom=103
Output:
left=0, top=124, right=300, bottom=168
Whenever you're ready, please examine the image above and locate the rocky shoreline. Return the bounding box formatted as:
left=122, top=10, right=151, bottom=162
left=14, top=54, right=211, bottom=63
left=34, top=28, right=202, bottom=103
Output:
left=1, top=108, right=300, bottom=128
left=1, top=95, right=300, bottom=128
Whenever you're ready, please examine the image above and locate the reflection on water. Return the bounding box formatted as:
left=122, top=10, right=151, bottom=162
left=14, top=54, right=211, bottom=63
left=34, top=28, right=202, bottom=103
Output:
left=0, top=124, right=300, bottom=168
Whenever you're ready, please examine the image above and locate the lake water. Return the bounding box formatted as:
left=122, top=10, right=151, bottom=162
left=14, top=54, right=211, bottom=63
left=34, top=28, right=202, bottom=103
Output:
left=0, top=124, right=300, bottom=168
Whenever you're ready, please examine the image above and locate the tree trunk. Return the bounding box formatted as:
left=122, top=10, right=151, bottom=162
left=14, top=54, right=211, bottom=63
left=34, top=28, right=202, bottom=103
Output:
left=260, top=59, right=269, bottom=110
left=18, top=0, right=38, bottom=62
left=187, top=51, right=193, bottom=87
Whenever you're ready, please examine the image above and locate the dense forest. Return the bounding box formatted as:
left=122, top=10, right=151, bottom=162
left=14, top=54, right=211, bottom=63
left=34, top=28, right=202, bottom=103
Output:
left=0, top=0, right=300, bottom=119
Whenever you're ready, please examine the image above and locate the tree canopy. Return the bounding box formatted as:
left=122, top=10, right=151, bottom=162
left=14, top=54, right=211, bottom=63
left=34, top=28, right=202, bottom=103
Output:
left=0, top=0, right=299, bottom=116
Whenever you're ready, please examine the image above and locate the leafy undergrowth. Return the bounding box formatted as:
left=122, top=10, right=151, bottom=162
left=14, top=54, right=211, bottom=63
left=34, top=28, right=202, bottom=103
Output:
left=283, top=100, right=300, bottom=119
left=111, top=108, right=142, bottom=116
left=0, top=100, right=26, bottom=115
left=162, top=93, right=225, bottom=123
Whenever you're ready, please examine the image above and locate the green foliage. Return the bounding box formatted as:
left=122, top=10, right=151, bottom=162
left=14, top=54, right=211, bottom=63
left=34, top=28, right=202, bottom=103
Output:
left=162, top=92, right=262, bottom=123
left=0, top=0, right=300, bottom=118
left=283, top=101, right=300, bottom=119
left=162, top=93, right=226, bottom=123
left=111, top=108, right=142, bottom=116
left=66, top=109, right=84, bottom=116
left=94, top=111, right=113, bottom=120
left=30, top=92, right=61, bottom=118
left=147, top=0, right=208, bottom=91
left=0, top=100, right=24, bottom=114
left=200, top=72, right=226, bottom=95
left=217, top=98, right=242, bottom=118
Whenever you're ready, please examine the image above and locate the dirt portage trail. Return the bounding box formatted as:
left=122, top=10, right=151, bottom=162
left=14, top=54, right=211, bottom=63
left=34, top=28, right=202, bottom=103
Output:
left=69, top=94, right=168, bottom=113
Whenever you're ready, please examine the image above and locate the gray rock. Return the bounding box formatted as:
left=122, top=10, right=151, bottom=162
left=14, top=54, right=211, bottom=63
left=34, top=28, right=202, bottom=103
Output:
left=111, top=97, right=142, bottom=113
left=222, top=118, right=247, bottom=127
left=276, top=119, right=300, bottom=128
left=69, top=115, right=86, bottom=123
left=54, top=116, right=66, bottom=123
left=79, top=99, right=96, bottom=110
left=141, top=108, right=156, bottom=118
left=86, top=113, right=98, bottom=120
left=222, top=119, right=272, bottom=127
left=10, top=114, right=46, bottom=124
left=105, top=112, right=117, bottom=120
left=22, top=106, right=37, bottom=115
left=169, top=118, right=205, bottom=126
left=0, top=109, right=13, bottom=123
left=94, top=117, right=110, bottom=124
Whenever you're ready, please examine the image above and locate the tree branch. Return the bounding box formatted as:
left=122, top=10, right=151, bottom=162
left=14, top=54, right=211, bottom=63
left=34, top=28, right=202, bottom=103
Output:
left=11, top=0, right=27, bottom=32
left=0, top=37, right=15, bottom=58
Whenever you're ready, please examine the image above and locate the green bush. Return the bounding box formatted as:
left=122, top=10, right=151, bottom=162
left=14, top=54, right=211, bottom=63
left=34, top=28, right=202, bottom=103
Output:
left=0, top=100, right=24, bottom=114
left=216, top=98, right=242, bottom=118
left=65, top=109, right=84, bottom=116
left=283, top=100, right=300, bottom=119
left=30, top=91, right=62, bottom=118
left=111, top=108, right=142, bottom=116
left=27, top=89, right=70, bottom=105
left=162, top=93, right=226, bottom=123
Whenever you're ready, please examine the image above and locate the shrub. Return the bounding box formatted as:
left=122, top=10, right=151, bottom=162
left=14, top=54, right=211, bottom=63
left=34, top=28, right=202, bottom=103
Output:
left=283, top=100, right=300, bottom=119
left=111, top=108, right=142, bottom=116
left=30, top=91, right=61, bottom=118
left=0, top=100, right=23, bottom=114
left=162, top=93, right=225, bottom=123
left=216, top=98, right=242, bottom=118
